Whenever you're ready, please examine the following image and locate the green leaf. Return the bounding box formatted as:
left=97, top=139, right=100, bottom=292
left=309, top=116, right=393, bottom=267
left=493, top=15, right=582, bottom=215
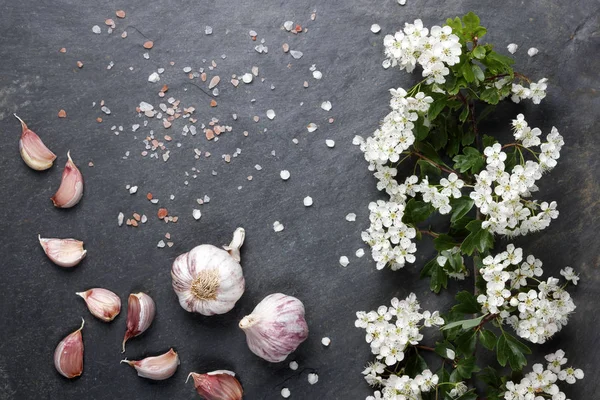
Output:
left=405, top=350, right=428, bottom=376
left=479, top=329, right=497, bottom=350
left=403, top=199, right=435, bottom=224
left=472, top=64, right=485, bottom=82
left=431, top=125, right=449, bottom=150
left=456, top=330, right=477, bottom=356
left=434, top=234, right=460, bottom=252
left=417, top=159, right=441, bottom=178
left=455, top=391, right=478, bottom=400
left=482, top=134, right=496, bottom=148
left=456, top=356, right=480, bottom=379
left=434, top=341, right=456, bottom=359
left=452, top=147, right=484, bottom=173
left=452, top=291, right=480, bottom=314
left=441, top=315, right=484, bottom=331
left=496, top=332, right=531, bottom=371
left=430, top=262, right=448, bottom=293
left=462, top=12, right=480, bottom=29
left=450, top=197, right=474, bottom=222
left=505, top=148, right=518, bottom=171
left=446, top=250, right=464, bottom=272
left=414, top=141, right=446, bottom=166
left=461, top=128, right=476, bottom=146
left=445, top=17, right=463, bottom=33
left=414, top=117, right=430, bottom=141
left=460, top=61, right=475, bottom=83
left=472, top=46, right=486, bottom=59
left=428, top=97, right=447, bottom=120
left=460, top=220, right=494, bottom=256
left=480, top=87, right=500, bottom=105
left=459, top=105, right=470, bottom=123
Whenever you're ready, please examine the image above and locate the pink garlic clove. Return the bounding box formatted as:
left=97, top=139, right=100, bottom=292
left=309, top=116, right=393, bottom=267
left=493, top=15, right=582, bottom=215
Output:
left=122, top=292, right=156, bottom=352
left=54, top=318, right=85, bottom=378
left=15, top=114, right=57, bottom=171
left=38, top=235, right=86, bottom=268
left=239, top=293, right=309, bottom=363
left=76, top=288, right=121, bottom=322
left=121, top=348, right=179, bottom=380
left=187, top=370, right=243, bottom=400
left=51, top=151, right=84, bottom=208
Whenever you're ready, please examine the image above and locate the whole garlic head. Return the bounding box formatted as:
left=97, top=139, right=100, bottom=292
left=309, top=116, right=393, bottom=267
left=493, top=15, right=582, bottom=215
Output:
left=171, top=228, right=245, bottom=316
left=239, top=293, right=309, bottom=363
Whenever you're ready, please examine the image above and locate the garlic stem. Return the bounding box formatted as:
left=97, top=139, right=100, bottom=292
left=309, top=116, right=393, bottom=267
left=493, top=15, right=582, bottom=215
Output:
left=222, top=227, right=245, bottom=263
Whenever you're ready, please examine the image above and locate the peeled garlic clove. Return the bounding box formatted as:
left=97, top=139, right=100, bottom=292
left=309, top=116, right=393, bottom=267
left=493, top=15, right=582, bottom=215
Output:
left=171, top=228, right=245, bottom=316
left=239, top=293, right=309, bottom=363
left=39, top=235, right=87, bottom=268
left=122, top=292, right=156, bottom=352
left=121, top=348, right=179, bottom=380
left=15, top=114, right=57, bottom=171
left=187, top=370, right=243, bottom=400
left=76, top=288, right=121, bottom=322
left=54, top=318, right=85, bottom=378
left=51, top=151, right=84, bottom=208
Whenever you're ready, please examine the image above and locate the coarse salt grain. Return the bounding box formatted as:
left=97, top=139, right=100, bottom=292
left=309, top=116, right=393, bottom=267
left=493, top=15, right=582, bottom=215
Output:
left=356, top=248, right=365, bottom=258
left=92, top=25, right=101, bottom=34
left=507, top=43, right=518, bottom=54
left=273, top=221, right=284, bottom=232
left=527, top=47, right=539, bottom=57
left=339, top=256, right=349, bottom=267
left=280, top=170, right=290, bottom=180
left=242, top=73, right=253, bottom=83
left=312, top=70, right=322, bottom=80
left=283, top=21, right=294, bottom=31
left=281, top=388, right=291, bottom=398
left=371, top=24, right=381, bottom=34
left=308, top=373, right=319, bottom=385
left=193, top=209, right=201, bottom=220
left=289, top=361, right=298, bottom=370
left=321, top=101, right=332, bottom=111
left=205, top=26, right=213, bottom=35
left=290, top=50, right=303, bottom=59
left=129, top=186, right=138, bottom=194
left=266, top=109, right=276, bottom=120
left=157, top=240, right=166, bottom=248
left=307, top=123, right=317, bottom=132
left=321, top=337, right=331, bottom=346
left=326, top=139, right=335, bottom=148
left=345, top=213, right=356, bottom=222
left=118, top=212, right=124, bottom=226
left=303, top=196, right=313, bottom=207
left=254, top=164, right=262, bottom=170
left=148, top=72, right=160, bottom=83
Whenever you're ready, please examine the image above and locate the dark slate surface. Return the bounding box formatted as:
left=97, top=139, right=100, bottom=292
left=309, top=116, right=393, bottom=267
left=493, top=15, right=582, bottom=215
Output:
left=0, top=0, right=598, bottom=399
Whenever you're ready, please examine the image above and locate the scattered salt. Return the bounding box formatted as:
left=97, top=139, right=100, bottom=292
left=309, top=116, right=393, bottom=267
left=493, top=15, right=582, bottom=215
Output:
left=527, top=47, right=539, bottom=57
left=303, top=196, right=313, bottom=207
left=507, top=43, right=518, bottom=54
left=356, top=248, right=365, bottom=258
left=281, top=388, right=291, bottom=399
left=326, top=139, right=335, bottom=148
left=183, top=66, right=192, bottom=73
left=283, top=21, right=294, bottom=31
left=307, top=123, right=318, bottom=132
left=242, top=73, right=253, bottom=83
left=273, top=221, right=284, bottom=232
left=371, top=24, right=381, bottom=34
left=117, top=212, right=124, bottom=226
left=346, top=213, right=356, bottom=222
left=289, top=361, right=298, bottom=370
left=308, top=373, right=319, bottom=385
left=339, top=256, right=349, bottom=267
left=193, top=209, right=202, bottom=220
left=92, top=25, right=101, bottom=34
left=254, top=164, right=262, bottom=171
left=312, top=70, right=323, bottom=80
left=129, top=186, right=138, bottom=194
left=157, top=240, right=166, bottom=248
left=148, top=72, right=160, bottom=83
left=321, top=101, right=332, bottom=111
left=321, top=337, right=331, bottom=346
left=205, top=26, right=213, bottom=35
left=280, top=170, right=291, bottom=180
left=290, top=50, right=303, bottom=59
left=266, top=109, right=276, bottom=120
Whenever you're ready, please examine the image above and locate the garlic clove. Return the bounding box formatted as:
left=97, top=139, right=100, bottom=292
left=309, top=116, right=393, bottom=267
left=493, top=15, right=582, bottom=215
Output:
left=51, top=151, right=84, bottom=208
left=121, top=348, right=179, bottom=380
left=39, top=235, right=87, bottom=268
left=171, top=228, right=245, bottom=316
left=122, top=292, right=156, bottom=352
left=239, top=293, right=309, bottom=363
left=54, top=318, right=85, bottom=378
left=76, top=288, right=121, bottom=322
left=15, top=114, right=57, bottom=171
left=187, top=370, right=243, bottom=400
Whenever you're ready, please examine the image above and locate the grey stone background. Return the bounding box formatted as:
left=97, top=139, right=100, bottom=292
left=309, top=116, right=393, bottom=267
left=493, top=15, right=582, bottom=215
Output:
left=0, top=0, right=598, bottom=398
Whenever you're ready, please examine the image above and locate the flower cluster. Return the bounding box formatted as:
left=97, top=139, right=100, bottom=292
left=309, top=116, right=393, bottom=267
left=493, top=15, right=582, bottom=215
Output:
left=356, top=294, right=443, bottom=399
left=470, top=114, right=563, bottom=236
left=383, top=20, right=461, bottom=85
left=476, top=244, right=577, bottom=344
left=504, top=350, right=583, bottom=400
left=488, top=77, right=549, bottom=104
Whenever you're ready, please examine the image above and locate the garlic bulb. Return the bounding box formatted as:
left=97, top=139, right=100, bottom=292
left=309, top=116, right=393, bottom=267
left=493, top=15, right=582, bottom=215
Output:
left=54, top=318, right=85, bottom=378
left=171, top=227, right=245, bottom=316
left=239, top=293, right=309, bottom=362
left=51, top=151, right=84, bottom=208
left=39, top=235, right=87, bottom=267
left=122, top=292, right=156, bottom=352
left=15, top=114, right=56, bottom=171
left=121, top=348, right=179, bottom=380
left=187, top=370, right=243, bottom=400
left=76, top=288, right=121, bottom=322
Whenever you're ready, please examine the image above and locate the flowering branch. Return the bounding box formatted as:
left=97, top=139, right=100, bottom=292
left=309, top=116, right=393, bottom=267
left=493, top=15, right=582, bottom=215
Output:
left=354, top=12, right=582, bottom=400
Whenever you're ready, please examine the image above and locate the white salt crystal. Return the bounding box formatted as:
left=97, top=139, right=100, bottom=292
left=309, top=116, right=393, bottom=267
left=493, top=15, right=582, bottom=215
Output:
left=183, top=66, right=192, bottom=73
left=507, top=43, right=518, bottom=54
left=193, top=209, right=202, bottom=220
left=254, top=164, right=262, bottom=171
left=356, top=248, right=365, bottom=258
left=205, top=26, right=213, bottom=35
left=266, top=109, right=276, bottom=120
left=321, top=101, right=332, bottom=111
left=280, top=170, right=291, bottom=180
left=92, top=25, right=101, bottom=34
left=242, top=73, right=253, bottom=83
left=283, top=21, right=294, bottom=31
left=157, top=240, right=166, bottom=248
left=321, top=337, right=331, bottom=346
left=273, top=221, right=284, bottom=232
left=326, top=139, right=335, bottom=148
left=346, top=213, right=356, bottom=222
left=303, top=196, right=313, bottom=207
left=129, top=186, right=138, bottom=194
left=527, top=47, right=539, bottom=57
left=312, top=70, right=322, bottom=80
left=148, top=72, right=160, bottom=83
left=339, top=256, right=349, bottom=267
left=290, top=50, right=303, bottom=59
left=281, top=388, right=291, bottom=398
left=117, top=212, right=124, bottom=226
left=308, top=373, right=319, bottom=385
left=371, top=24, right=381, bottom=33
left=289, top=361, right=298, bottom=370
left=307, top=123, right=318, bottom=132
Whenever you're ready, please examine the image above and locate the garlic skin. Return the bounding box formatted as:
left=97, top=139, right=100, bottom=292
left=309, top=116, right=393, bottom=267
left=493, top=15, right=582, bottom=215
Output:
left=15, top=114, right=57, bottom=171
left=54, top=319, right=85, bottom=378
left=171, top=227, right=245, bottom=316
left=187, top=370, right=243, bottom=400
left=121, top=348, right=179, bottom=380
left=51, top=151, right=84, bottom=208
left=239, top=293, right=309, bottom=363
left=76, top=288, right=121, bottom=322
left=122, top=292, right=156, bottom=352
left=39, top=235, right=87, bottom=268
